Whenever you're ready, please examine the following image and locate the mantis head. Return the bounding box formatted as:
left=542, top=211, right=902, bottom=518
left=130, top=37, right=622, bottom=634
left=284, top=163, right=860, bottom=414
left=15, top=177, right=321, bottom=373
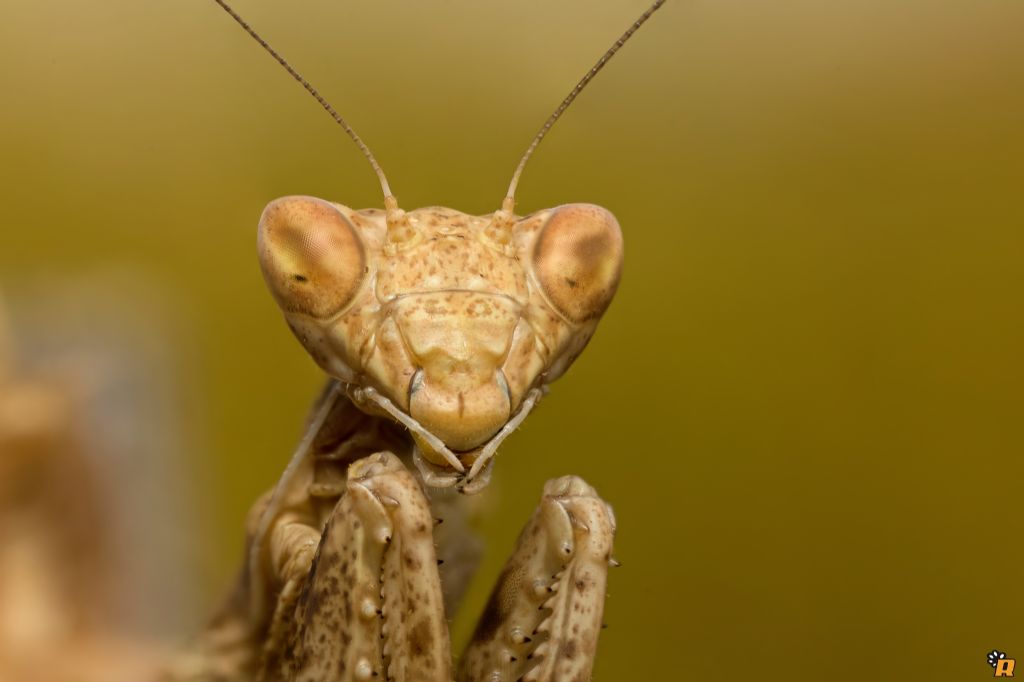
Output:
left=257, top=196, right=622, bottom=487
left=215, top=0, right=664, bottom=488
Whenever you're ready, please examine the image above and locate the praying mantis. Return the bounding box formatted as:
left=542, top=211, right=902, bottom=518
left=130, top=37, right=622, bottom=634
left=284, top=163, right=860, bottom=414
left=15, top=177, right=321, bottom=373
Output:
left=168, top=2, right=667, bottom=680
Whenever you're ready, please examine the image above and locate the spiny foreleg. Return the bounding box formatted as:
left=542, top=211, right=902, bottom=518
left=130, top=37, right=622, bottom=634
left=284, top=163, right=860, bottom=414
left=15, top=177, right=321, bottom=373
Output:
left=261, top=452, right=451, bottom=682
left=458, top=476, right=617, bottom=682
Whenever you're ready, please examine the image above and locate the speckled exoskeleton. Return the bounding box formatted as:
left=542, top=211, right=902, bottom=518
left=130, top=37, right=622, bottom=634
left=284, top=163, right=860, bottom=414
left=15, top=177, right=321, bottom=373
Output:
left=171, top=2, right=665, bottom=680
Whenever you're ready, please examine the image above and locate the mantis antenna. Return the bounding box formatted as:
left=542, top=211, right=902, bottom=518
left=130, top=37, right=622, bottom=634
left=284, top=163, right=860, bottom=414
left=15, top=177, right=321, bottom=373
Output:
left=501, top=0, right=667, bottom=214
left=213, top=0, right=665, bottom=218
left=211, top=0, right=397, bottom=210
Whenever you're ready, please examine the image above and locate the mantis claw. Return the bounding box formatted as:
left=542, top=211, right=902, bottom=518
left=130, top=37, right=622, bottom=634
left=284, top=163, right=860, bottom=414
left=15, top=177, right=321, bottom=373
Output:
left=458, top=475, right=616, bottom=682
left=260, top=452, right=451, bottom=682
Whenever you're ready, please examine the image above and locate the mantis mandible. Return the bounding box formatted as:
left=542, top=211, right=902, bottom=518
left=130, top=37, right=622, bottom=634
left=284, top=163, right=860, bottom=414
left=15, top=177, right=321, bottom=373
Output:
left=170, top=2, right=666, bottom=680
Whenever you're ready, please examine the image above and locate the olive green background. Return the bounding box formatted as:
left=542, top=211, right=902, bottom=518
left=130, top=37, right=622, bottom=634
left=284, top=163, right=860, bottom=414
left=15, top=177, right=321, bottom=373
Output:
left=2, top=0, right=1023, bottom=678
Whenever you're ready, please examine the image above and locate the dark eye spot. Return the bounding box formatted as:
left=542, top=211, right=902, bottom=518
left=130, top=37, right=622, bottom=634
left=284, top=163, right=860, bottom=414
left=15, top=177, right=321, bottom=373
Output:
left=293, top=274, right=308, bottom=282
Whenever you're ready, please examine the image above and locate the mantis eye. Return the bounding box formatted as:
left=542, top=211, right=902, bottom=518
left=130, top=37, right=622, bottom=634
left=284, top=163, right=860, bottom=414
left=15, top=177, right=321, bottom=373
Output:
left=530, top=204, right=624, bottom=323
left=257, top=196, right=367, bottom=319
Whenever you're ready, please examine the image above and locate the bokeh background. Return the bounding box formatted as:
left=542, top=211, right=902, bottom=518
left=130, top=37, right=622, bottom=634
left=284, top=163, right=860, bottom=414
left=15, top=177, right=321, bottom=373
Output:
left=2, top=0, right=1023, bottom=678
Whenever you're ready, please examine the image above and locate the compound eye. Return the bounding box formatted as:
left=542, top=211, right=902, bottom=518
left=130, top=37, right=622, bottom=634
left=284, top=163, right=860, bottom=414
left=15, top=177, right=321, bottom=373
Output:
left=531, top=204, right=623, bottom=323
left=258, top=196, right=366, bottom=319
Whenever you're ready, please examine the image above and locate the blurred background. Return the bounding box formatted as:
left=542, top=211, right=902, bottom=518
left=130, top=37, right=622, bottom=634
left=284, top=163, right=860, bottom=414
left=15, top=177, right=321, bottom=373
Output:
left=1, top=0, right=1022, bottom=679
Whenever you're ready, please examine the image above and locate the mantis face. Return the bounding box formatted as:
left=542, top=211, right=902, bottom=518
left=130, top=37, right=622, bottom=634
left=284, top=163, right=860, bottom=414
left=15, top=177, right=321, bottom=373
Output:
left=258, top=196, right=622, bottom=487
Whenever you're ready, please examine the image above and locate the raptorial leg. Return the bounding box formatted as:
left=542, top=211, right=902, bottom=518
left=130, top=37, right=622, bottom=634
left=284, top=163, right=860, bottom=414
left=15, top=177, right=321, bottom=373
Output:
left=261, top=452, right=451, bottom=682
left=458, top=476, right=617, bottom=682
